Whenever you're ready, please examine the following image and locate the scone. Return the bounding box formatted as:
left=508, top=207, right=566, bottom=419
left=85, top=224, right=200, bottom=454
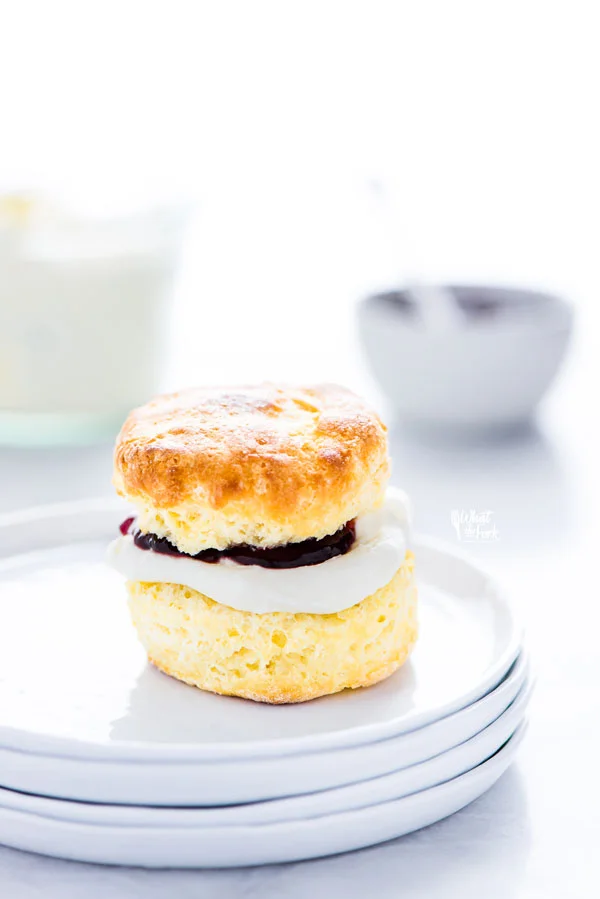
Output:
left=108, top=383, right=417, bottom=703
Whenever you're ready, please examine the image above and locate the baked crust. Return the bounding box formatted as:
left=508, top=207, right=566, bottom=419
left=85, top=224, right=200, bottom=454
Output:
left=113, top=383, right=389, bottom=552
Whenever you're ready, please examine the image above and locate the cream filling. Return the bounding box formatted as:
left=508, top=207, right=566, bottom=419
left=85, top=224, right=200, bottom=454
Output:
left=107, top=488, right=411, bottom=615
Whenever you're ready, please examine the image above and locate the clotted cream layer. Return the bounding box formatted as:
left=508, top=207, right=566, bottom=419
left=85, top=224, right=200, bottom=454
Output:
left=107, top=488, right=411, bottom=615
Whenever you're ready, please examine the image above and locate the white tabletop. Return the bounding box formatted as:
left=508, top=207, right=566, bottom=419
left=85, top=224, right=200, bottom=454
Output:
left=0, top=293, right=598, bottom=897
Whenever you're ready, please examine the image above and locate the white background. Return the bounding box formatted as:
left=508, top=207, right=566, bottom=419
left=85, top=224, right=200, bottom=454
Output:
left=1, top=0, right=599, bottom=391
left=0, top=2, right=599, bottom=896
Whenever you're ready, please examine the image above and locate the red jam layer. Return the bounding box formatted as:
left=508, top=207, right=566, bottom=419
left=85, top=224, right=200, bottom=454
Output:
left=119, top=518, right=356, bottom=569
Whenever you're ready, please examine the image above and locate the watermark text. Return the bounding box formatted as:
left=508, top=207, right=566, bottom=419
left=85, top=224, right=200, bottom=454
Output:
left=451, top=509, right=499, bottom=542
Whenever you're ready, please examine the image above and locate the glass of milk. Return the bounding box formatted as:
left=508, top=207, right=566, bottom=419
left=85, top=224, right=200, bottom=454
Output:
left=0, top=192, right=189, bottom=445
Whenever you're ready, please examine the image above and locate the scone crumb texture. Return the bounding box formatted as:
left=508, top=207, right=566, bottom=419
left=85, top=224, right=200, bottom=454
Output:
left=126, top=552, right=417, bottom=703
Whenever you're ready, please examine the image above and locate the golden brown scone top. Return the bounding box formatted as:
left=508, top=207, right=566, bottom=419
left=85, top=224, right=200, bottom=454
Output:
left=113, top=383, right=389, bottom=544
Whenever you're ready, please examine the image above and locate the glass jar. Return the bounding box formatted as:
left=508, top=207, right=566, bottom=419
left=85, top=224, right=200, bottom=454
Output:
left=0, top=193, right=189, bottom=445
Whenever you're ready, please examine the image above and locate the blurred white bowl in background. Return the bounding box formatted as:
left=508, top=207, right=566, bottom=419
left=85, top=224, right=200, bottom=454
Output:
left=357, top=285, right=574, bottom=433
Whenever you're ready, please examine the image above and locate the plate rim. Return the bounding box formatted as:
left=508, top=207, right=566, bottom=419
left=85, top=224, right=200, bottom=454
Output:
left=0, top=498, right=523, bottom=761
left=0, top=682, right=532, bottom=826
left=0, top=725, right=527, bottom=868
left=0, top=653, right=529, bottom=808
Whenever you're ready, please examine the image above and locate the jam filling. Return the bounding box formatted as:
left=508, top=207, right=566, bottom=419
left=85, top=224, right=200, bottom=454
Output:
left=119, top=517, right=356, bottom=569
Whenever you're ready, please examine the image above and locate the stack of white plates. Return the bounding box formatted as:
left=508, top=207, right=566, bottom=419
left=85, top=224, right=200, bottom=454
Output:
left=0, top=501, right=531, bottom=868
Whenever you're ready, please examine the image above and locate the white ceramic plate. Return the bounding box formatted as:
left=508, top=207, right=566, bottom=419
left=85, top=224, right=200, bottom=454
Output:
left=0, top=499, right=521, bottom=762
left=0, top=653, right=529, bottom=805
left=0, top=725, right=526, bottom=867
left=0, top=678, right=532, bottom=827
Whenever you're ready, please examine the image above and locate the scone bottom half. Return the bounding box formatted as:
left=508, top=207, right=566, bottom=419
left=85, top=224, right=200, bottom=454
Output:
left=126, top=553, right=417, bottom=704
left=111, top=383, right=417, bottom=703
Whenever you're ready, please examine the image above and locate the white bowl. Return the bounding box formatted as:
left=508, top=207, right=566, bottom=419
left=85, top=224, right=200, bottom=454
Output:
left=358, top=285, right=573, bottom=432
